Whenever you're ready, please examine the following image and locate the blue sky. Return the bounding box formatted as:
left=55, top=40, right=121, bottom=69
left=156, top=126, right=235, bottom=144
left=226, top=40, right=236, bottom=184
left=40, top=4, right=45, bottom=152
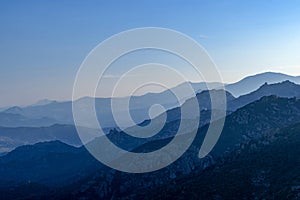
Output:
left=0, top=0, right=300, bottom=107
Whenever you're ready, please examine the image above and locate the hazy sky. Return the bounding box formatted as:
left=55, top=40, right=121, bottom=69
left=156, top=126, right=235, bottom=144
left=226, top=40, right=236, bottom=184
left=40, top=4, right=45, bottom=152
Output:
left=0, top=0, right=300, bottom=107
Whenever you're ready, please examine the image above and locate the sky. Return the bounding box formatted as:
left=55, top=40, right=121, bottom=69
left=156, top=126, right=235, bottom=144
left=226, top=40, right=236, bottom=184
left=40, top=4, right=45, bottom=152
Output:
left=0, top=0, right=300, bottom=107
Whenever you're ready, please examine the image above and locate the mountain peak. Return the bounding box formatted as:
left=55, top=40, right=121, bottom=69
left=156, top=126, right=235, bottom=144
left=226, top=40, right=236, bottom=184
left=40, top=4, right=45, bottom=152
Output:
left=259, top=80, right=297, bottom=89
left=9, top=140, right=77, bottom=156
left=3, top=106, right=23, bottom=114
left=32, top=99, right=57, bottom=107
left=226, top=71, right=300, bottom=97
left=281, top=80, right=295, bottom=84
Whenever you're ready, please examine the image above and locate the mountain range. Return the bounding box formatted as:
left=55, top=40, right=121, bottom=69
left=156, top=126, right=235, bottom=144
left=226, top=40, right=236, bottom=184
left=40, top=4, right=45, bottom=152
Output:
left=1, top=95, right=300, bottom=199
left=225, top=71, right=300, bottom=97
left=1, top=72, right=299, bottom=129
left=1, top=75, right=300, bottom=154
left=64, top=95, right=300, bottom=199
left=1, top=80, right=299, bottom=154
left=0, top=72, right=300, bottom=199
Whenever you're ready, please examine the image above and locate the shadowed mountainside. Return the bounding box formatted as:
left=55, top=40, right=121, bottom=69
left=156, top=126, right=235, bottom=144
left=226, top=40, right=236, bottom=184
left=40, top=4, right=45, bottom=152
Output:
left=135, top=121, right=300, bottom=200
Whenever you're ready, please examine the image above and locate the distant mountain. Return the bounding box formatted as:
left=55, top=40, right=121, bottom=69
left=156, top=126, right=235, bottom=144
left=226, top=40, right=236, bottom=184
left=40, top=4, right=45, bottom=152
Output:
left=228, top=80, right=300, bottom=111
left=101, top=89, right=234, bottom=152
left=0, top=82, right=224, bottom=129
left=0, top=96, right=158, bottom=129
left=0, top=112, right=58, bottom=128
left=30, top=99, right=58, bottom=106
left=0, top=124, right=99, bottom=153
left=1, top=72, right=298, bottom=128
left=2, top=101, right=74, bottom=125
left=226, top=72, right=300, bottom=97
left=123, top=81, right=300, bottom=144
left=149, top=89, right=235, bottom=124
left=179, top=81, right=224, bottom=94
left=0, top=107, right=9, bottom=112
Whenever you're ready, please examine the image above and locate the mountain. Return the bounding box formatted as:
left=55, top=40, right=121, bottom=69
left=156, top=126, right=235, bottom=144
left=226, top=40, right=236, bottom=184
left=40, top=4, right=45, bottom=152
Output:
left=163, top=89, right=235, bottom=122
left=97, top=89, right=234, bottom=153
left=137, top=121, right=300, bottom=200
left=0, top=124, right=99, bottom=153
left=0, top=82, right=223, bottom=129
left=0, top=141, right=102, bottom=189
left=2, top=101, right=74, bottom=125
left=128, top=95, right=300, bottom=160
left=117, top=81, right=300, bottom=147
left=179, top=81, right=224, bottom=94
left=30, top=99, right=58, bottom=106
left=2, top=72, right=299, bottom=129
left=86, top=95, right=300, bottom=199
left=0, top=106, right=9, bottom=112
left=130, top=80, right=300, bottom=140
left=0, top=112, right=58, bottom=128
left=0, top=96, right=164, bottom=129
left=0, top=96, right=298, bottom=199
left=157, top=72, right=300, bottom=102
left=0, top=73, right=299, bottom=199
left=226, top=72, right=300, bottom=97
left=68, top=96, right=300, bottom=199
left=228, top=80, right=300, bottom=111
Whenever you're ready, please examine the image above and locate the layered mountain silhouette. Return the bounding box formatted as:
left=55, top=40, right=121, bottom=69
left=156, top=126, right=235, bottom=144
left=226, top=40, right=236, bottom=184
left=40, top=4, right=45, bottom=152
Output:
left=68, top=96, right=300, bottom=199
left=1, top=79, right=300, bottom=154
left=225, top=72, right=300, bottom=97
left=1, top=72, right=300, bottom=199
left=0, top=112, right=58, bottom=128
left=1, top=96, right=300, bottom=199
left=138, top=80, right=300, bottom=134
left=0, top=82, right=222, bottom=128
left=1, top=72, right=299, bottom=128
left=228, top=80, right=300, bottom=111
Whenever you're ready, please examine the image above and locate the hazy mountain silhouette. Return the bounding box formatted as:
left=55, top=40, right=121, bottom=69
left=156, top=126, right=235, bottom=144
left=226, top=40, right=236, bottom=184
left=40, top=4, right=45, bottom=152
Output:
left=30, top=99, right=58, bottom=106
left=3, top=80, right=298, bottom=153
left=165, top=89, right=235, bottom=121
left=229, top=80, right=300, bottom=110
left=1, top=78, right=299, bottom=154
left=0, top=82, right=222, bottom=129
left=131, top=80, right=300, bottom=138
left=1, top=72, right=300, bottom=199
left=225, top=72, right=300, bottom=97
left=0, top=112, right=58, bottom=128
left=0, top=124, right=99, bottom=153
left=1, top=72, right=299, bottom=129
